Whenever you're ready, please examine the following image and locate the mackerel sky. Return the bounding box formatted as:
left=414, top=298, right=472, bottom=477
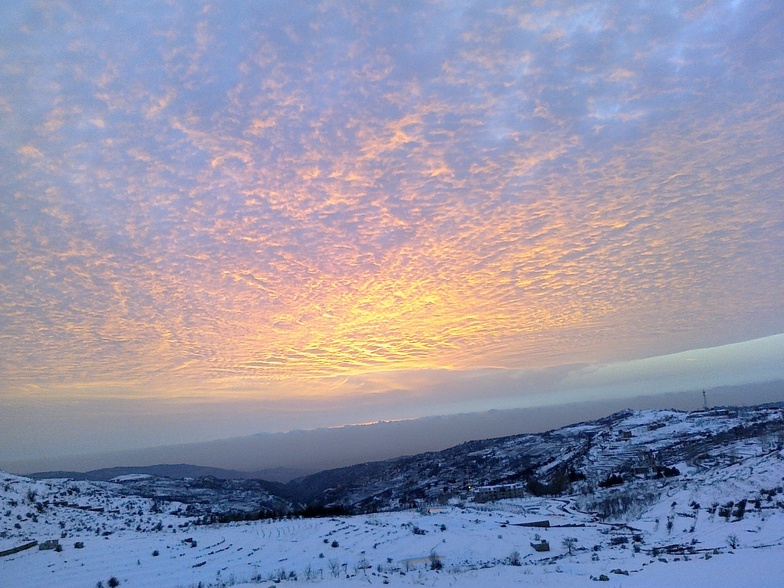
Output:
left=2, top=1, right=783, bottom=462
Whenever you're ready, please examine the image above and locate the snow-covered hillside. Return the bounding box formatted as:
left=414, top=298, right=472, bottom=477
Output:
left=2, top=404, right=784, bottom=587
left=0, top=472, right=195, bottom=553
left=288, top=404, right=784, bottom=513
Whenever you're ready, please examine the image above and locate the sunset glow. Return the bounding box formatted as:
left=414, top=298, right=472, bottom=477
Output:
left=1, top=1, right=783, bottom=463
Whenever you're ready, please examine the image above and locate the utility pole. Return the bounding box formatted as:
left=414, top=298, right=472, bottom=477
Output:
left=702, top=390, right=707, bottom=410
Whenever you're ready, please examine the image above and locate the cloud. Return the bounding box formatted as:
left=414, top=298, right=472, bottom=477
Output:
left=0, top=0, right=782, bottom=446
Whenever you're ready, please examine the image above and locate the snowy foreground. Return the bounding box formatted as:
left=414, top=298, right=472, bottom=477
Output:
left=3, top=457, right=784, bottom=588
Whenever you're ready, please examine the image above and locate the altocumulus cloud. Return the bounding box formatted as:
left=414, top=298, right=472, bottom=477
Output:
left=0, top=1, right=783, bottom=457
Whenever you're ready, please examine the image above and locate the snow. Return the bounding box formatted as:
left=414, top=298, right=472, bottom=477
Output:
left=3, top=487, right=784, bottom=587
left=111, top=474, right=154, bottom=483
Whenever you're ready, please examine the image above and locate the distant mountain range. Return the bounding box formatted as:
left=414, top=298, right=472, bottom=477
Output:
left=12, top=380, right=783, bottom=478
left=21, top=401, right=784, bottom=520
left=27, top=464, right=308, bottom=484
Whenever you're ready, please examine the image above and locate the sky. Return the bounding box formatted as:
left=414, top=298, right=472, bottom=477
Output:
left=1, top=1, right=783, bottom=467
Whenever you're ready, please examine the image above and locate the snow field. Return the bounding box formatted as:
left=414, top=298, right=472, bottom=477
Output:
left=4, top=497, right=784, bottom=587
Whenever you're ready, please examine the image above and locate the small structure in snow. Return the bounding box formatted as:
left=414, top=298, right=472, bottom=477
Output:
left=517, top=519, right=550, bottom=528
left=38, top=539, right=59, bottom=551
left=420, top=506, right=449, bottom=515
left=400, top=554, right=443, bottom=568
left=0, top=541, right=38, bottom=557
left=530, top=539, right=550, bottom=552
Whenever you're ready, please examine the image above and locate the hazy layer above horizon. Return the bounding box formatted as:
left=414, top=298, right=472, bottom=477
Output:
left=6, top=381, right=782, bottom=476
left=3, top=335, right=784, bottom=469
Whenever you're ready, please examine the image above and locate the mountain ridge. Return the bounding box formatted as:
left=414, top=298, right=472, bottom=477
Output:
left=26, top=464, right=309, bottom=484
left=15, top=402, right=781, bottom=519
left=9, top=380, right=782, bottom=475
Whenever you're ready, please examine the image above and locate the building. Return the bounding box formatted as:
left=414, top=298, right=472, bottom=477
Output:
left=472, top=482, right=525, bottom=503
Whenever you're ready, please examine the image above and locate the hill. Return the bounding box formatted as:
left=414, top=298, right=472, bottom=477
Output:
left=288, top=404, right=784, bottom=512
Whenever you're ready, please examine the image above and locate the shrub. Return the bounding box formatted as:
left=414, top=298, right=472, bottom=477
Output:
left=152, top=550, right=159, bottom=557
left=509, top=550, right=521, bottom=566
left=719, top=503, right=733, bottom=520
left=733, top=499, right=747, bottom=520
left=599, top=474, right=624, bottom=488
left=331, top=540, right=339, bottom=548
left=727, top=534, right=739, bottom=549
left=610, top=536, right=628, bottom=545
left=655, top=466, right=680, bottom=478
left=107, top=578, right=120, bottom=588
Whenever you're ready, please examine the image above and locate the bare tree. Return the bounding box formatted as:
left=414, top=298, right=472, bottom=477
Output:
left=562, top=537, right=578, bottom=556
